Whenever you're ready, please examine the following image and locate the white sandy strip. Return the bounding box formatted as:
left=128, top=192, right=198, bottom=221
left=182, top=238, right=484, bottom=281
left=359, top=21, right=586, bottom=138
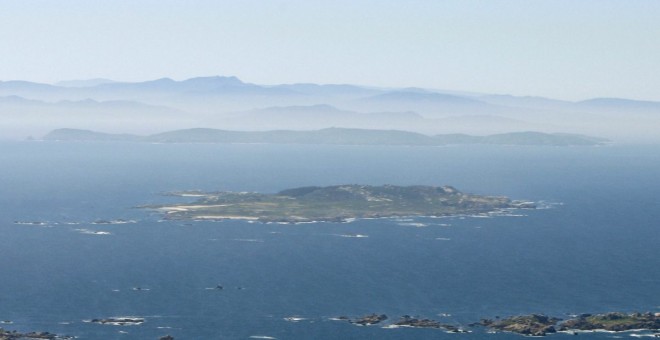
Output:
left=75, top=228, right=112, bottom=235
left=398, top=222, right=428, bottom=227
left=162, top=207, right=190, bottom=212
left=193, top=215, right=259, bottom=220
left=630, top=333, right=660, bottom=338
left=559, top=329, right=656, bottom=335
left=284, top=317, right=307, bottom=322
left=182, top=204, right=231, bottom=209
left=335, top=234, right=369, bottom=238
left=160, top=204, right=231, bottom=212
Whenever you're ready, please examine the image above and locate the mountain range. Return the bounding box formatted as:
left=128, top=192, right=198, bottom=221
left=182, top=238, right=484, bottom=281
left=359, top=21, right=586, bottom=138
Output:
left=2, top=76, right=659, bottom=142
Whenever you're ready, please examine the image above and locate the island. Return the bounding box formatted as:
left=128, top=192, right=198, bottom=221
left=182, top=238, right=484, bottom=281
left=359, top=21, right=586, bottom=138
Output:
left=43, top=127, right=610, bottom=146
left=149, top=184, right=534, bottom=223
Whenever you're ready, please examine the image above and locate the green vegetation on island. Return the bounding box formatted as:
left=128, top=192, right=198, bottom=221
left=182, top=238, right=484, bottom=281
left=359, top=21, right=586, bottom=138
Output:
left=151, top=184, right=533, bottom=223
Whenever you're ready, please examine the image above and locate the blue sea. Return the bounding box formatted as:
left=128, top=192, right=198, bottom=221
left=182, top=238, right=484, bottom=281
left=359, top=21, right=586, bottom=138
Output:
left=0, top=142, right=659, bottom=339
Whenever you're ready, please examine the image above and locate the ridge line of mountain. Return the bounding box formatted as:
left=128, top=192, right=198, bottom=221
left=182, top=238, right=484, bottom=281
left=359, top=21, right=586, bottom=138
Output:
left=2, top=76, right=660, bottom=104
left=42, top=127, right=609, bottom=146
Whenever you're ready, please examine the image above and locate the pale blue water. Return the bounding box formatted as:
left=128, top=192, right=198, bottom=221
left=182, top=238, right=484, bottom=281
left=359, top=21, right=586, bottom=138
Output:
left=0, top=142, right=659, bottom=339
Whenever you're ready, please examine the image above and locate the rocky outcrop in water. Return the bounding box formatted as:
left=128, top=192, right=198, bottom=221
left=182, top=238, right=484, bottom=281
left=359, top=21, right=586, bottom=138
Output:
left=479, top=314, right=560, bottom=336
left=394, top=315, right=468, bottom=333
left=0, top=328, right=73, bottom=340
left=559, top=312, right=660, bottom=332
left=478, top=312, right=660, bottom=336
left=349, top=314, right=388, bottom=326
left=88, top=317, right=145, bottom=325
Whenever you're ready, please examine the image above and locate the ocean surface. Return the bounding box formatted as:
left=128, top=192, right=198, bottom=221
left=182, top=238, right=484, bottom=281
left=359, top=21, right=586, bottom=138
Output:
left=0, top=141, right=659, bottom=339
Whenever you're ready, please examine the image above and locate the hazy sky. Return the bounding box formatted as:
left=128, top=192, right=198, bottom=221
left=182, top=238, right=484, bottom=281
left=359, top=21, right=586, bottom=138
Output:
left=1, top=0, right=659, bottom=100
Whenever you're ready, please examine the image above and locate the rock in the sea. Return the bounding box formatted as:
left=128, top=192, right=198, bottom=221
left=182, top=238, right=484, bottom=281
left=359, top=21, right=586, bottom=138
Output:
left=393, top=315, right=468, bottom=332
left=159, top=336, right=175, bottom=340
left=0, top=328, right=73, bottom=339
left=88, top=317, right=145, bottom=326
left=480, top=314, right=560, bottom=336
left=349, top=314, right=388, bottom=326
left=559, top=312, right=660, bottom=332
left=394, top=315, right=442, bottom=328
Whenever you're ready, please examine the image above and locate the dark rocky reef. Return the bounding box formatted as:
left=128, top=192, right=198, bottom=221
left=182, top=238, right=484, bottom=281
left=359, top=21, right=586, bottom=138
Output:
left=88, top=317, right=145, bottom=326
left=0, top=328, right=73, bottom=340
left=334, top=313, right=469, bottom=332
left=394, top=315, right=468, bottom=333
left=559, top=312, right=660, bottom=332
left=394, top=315, right=443, bottom=328
left=480, top=314, right=560, bottom=336
left=479, top=312, right=660, bottom=336
left=348, top=314, right=388, bottom=326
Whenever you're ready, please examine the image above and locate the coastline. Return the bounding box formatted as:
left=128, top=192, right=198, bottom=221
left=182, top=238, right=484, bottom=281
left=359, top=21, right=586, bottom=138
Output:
left=147, top=185, right=534, bottom=224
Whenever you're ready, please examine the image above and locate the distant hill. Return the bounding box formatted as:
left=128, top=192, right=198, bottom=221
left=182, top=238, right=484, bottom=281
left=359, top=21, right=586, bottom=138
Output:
left=221, top=104, right=425, bottom=130
left=475, top=131, right=609, bottom=146
left=93, top=76, right=294, bottom=96
left=56, top=78, right=116, bottom=88
left=478, top=94, right=573, bottom=110
left=366, top=91, right=485, bottom=105
left=43, top=128, right=609, bottom=146
left=0, top=80, right=60, bottom=93
left=577, top=97, right=660, bottom=111
left=354, top=90, right=504, bottom=117
left=274, top=83, right=381, bottom=97
left=44, top=128, right=141, bottom=141
left=0, top=95, right=182, bottom=112
left=147, top=127, right=435, bottom=145
left=0, top=95, right=44, bottom=105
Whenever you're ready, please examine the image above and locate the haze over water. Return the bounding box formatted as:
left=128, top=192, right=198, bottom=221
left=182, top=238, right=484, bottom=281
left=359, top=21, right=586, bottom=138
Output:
left=2, top=2, right=660, bottom=339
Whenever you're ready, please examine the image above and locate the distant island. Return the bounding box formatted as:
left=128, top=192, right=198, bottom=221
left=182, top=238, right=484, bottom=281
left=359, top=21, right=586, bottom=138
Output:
left=148, top=184, right=534, bottom=223
left=43, top=128, right=609, bottom=146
